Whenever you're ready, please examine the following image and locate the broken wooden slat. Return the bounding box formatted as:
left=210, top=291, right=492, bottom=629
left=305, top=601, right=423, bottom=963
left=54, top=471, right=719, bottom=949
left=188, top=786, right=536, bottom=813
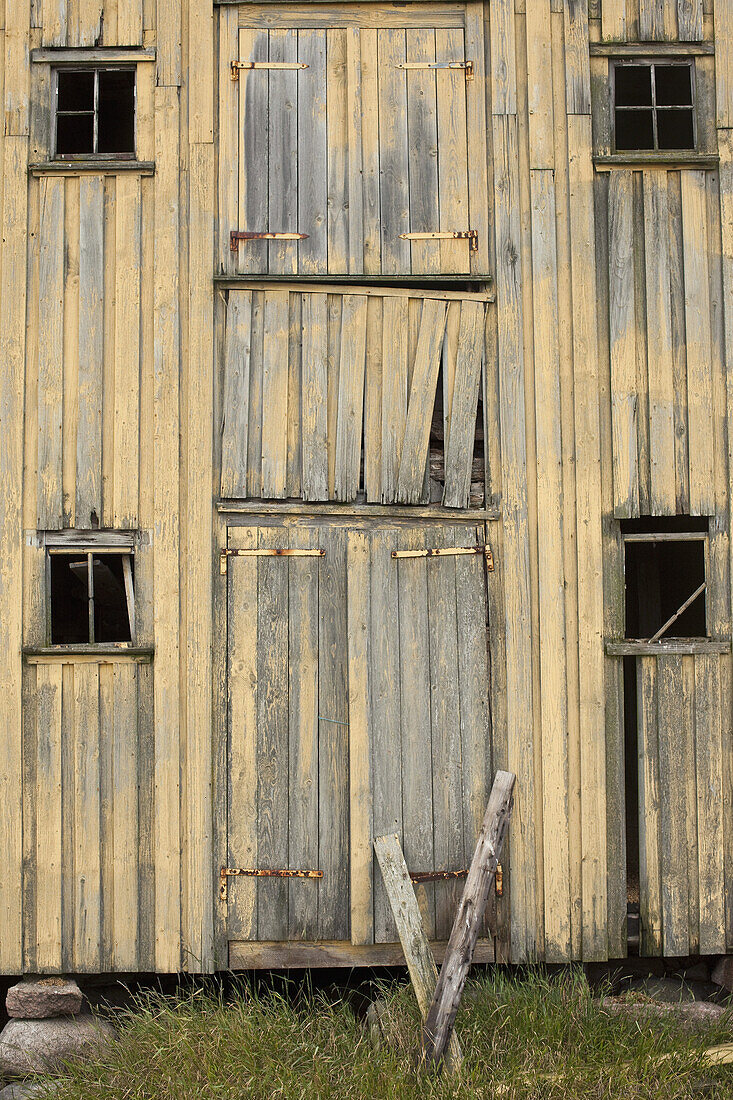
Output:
left=300, top=292, right=329, bottom=498
left=380, top=295, right=409, bottom=502
left=443, top=300, right=485, bottom=508
left=421, top=770, right=516, bottom=1069
left=335, top=295, right=368, bottom=501
left=396, top=298, right=448, bottom=502
left=373, top=834, right=462, bottom=1070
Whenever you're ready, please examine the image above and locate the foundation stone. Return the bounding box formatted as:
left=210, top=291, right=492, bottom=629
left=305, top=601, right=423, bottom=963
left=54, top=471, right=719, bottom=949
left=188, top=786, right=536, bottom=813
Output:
left=6, top=981, right=83, bottom=1021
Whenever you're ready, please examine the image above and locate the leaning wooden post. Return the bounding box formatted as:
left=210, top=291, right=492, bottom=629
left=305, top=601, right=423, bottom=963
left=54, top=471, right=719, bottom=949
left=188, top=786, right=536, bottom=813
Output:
left=421, top=769, right=516, bottom=1069
left=373, top=835, right=462, bottom=1071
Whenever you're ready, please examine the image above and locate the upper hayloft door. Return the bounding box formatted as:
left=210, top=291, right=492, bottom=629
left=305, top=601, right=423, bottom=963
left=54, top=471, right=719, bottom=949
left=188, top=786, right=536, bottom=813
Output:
left=217, top=4, right=489, bottom=278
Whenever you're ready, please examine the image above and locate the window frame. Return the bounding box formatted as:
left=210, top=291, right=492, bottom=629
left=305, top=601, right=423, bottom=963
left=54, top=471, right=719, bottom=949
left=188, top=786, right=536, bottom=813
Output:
left=52, top=63, right=138, bottom=161
left=611, top=58, right=697, bottom=155
left=622, top=529, right=708, bottom=643
left=45, top=538, right=136, bottom=647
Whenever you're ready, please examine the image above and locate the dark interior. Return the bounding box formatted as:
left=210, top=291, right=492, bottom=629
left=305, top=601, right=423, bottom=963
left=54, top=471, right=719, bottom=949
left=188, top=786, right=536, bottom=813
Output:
left=55, top=68, right=135, bottom=156
left=50, top=553, right=133, bottom=644
left=614, top=62, right=695, bottom=152
left=624, top=537, right=706, bottom=639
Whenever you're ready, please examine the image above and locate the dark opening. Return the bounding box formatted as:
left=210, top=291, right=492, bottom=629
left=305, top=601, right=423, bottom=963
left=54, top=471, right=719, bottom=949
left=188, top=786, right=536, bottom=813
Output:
left=623, top=655, right=639, bottom=946
left=55, top=68, right=135, bottom=157
left=50, top=552, right=133, bottom=644
left=624, top=531, right=706, bottom=640
left=614, top=62, right=695, bottom=152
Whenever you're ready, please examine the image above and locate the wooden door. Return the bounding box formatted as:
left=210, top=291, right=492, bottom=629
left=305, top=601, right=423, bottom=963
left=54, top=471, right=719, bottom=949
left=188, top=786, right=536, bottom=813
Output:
left=219, top=5, right=489, bottom=278
left=225, top=521, right=494, bottom=951
left=346, top=523, right=494, bottom=947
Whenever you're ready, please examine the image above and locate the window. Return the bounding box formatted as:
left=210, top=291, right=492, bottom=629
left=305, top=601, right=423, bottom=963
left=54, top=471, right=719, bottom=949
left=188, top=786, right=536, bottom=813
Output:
left=54, top=67, right=136, bottom=158
left=49, top=548, right=135, bottom=644
left=623, top=520, right=707, bottom=641
left=613, top=61, right=695, bottom=152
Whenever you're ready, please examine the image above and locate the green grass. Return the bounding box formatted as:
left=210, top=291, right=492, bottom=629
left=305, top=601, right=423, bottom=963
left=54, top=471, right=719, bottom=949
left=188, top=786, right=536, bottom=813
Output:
left=32, top=969, right=733, bottom=1099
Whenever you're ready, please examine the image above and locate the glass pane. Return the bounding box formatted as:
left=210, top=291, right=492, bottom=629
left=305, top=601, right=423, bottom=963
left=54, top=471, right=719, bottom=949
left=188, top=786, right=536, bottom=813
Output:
left=57, top=70, right=95, bottom=112
left=56, top=112, right=94, bottom=154
left=615, top=109, right=654, bottom=150
left=655, top=64, right=693, bottom=106
left=615, top=65, right=652, bottom=107
left=657, top=109, right=695, bottom=150
left=97, top=69, right=136, bottom=154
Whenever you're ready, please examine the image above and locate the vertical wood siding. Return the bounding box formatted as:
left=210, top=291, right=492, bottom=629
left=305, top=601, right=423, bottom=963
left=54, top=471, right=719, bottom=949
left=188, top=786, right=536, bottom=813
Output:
left=601, top=0, right=704, bottom=41
left=607, top=169, right=721, bottom=518
left=22, top=658, right=154, bottom=972
left=35, top=0, right=143, bottom=46
left=33, top=173, right=147, bottom=531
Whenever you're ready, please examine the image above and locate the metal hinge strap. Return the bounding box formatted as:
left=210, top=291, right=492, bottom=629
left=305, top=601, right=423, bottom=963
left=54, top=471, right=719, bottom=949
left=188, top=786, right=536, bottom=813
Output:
left=220, top=866, right=323, bottom=901
left=398, top=230, right=478, bottom=251
left=231, top=60, right=309, bottom=80
left=220, top=547, right=325, bottom=574
left=396, top=60, right=473, bottom=80
left=409, top=870, right=468, bottom=883
left=230, top=230, right=309, bottom=252
left=391, top=545, right=494, bottom=571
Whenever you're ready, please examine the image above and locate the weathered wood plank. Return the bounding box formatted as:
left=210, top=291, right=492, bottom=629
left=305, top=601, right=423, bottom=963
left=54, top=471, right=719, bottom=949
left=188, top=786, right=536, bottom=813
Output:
left=601, top=0, right=627, bottom=40
left=677, top=0, right=703, bottom=41
left=268, top=30, right=298, bottom=276
left=327, top=28, right=349, bottom=275
left=117, top=0, right=143, bottom=44
left=221, top=292, right=253, bottom=498
left=464, top=4, right=490, bottom=276
left=245, top=292, right=265, bottom=496
left=407, top=27, right=440, bottom=275
left=317, top=526, right=349, bottom=940
left=227, top=527, right=259, bottom=942
left=260, top=290, right=290, bottom=498
left=564, top=0, right=591, bottom=113
left=41, top=0, right=66, bottom=45
left=62, top=178, right=80, bottom=529
left=298, top=29, right=327, bottom=274
left=113, top=173, right=141, bottom=528
left=369, top=529, right=401, bottom=943
left=643, top=171, right=675, bottom=516
left=75, top=176, right=104, bottom=528
left=218, top=8, right=239, bottom=274
left=37, top=176, right=65, bottom=529
left=35, top=663, right=63, bottom=971
left=255, top=527, right=289, bottom=940
left=526, top=0, right=554, bottom=170
left=238, top=29, right=269, bottom=274
left=73, top=662, right=101, bottom=970
left=347, top=531, right=373, bottom=945
left=377, top=28, right=410, bottom=273
left=695, top=654, right=726, bottom=954
left=373, top=834, right=461, bottom=1070
left=301, top=292, right=329, bottom=499
left=335, top=294, right=368, bottom=500
left=637, top=656, right=662, bottom=955
left=490, top=0, right=516, bottom=113
left=680, top=170, right=714, bottom=516
left=656, top=656, right=689, bottom=957
left=397, top=529, right=435, bottom=940
left=287, top=291, right=302, bottom=500
left=396, top=298, right=447, bottom=503
left=360, top=27, right=381, bottom=275
left=346, top=27, right=364, bottom=273
left=288, top=527, right=320, bottom=940
left=668, top=172, right=690, bottom=514
left=443, top=301, right=484, bottom=508
left=716, top=4, right=733, bottom=127
left=112, top=662, right=138, bottom=969
left=380, top=295, right=409, bottom=502
left=639, top=0, right=677, bottom=41
left=363, top=295, right=383, bottom=502
left=435, top=28, right=469, bottom=274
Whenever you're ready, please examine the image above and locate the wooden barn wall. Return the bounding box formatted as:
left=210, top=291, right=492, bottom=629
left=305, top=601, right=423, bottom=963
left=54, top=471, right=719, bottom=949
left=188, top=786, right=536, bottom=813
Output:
left=0, top=0, right=214, bottom=975
left=600, top=0, right=707, bottom=42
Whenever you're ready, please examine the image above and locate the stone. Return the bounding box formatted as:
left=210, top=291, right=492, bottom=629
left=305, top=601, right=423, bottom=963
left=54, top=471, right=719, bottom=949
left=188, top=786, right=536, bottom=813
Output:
left=0, top=1083, right=60, bottom=1099
left=682, top=962, right=710, bottom=983
left=6, top=980, right=83, bottom=1021
left=601, top=997, right=726, bottom=1026
left=712, top=956, right=733, bottom=992
left=0, top=1017, right=115, bottom=1077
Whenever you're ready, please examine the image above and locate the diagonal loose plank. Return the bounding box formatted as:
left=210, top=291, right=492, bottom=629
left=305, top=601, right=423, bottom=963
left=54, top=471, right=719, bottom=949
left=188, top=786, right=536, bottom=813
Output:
left=421, top=770, right=516, bottom=1069
left=373, top=834, right=462, bottom=1071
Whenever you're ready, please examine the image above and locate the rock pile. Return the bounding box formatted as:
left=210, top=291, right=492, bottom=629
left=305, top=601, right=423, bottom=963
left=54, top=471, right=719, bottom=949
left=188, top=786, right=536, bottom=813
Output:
left=0, top=978, right=115, bottom=1095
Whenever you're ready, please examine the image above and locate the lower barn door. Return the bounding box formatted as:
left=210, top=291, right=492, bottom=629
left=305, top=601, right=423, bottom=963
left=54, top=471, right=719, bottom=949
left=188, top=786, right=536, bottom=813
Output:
left=347, top=523, right=495, bottom=950
left=225, top=524, right=350, bottom=947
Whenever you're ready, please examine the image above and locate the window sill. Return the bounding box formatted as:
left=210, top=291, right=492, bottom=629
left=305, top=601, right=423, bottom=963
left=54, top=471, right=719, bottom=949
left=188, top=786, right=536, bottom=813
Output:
left=31, top=47, right=156, bottom=63
left=30, top=160, right=155, bottom=176
left=24, top=645, right=153, bottom=663
left=605, top=639, right=730, bottom=656
left=594, top=153, right=718, bottom=171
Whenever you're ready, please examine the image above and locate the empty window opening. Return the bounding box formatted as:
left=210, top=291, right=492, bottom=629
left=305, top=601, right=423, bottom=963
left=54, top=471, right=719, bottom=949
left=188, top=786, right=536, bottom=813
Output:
left=55, top=68, right=136, bottom=157
left=50, top=551, right=134, bottom=644
left=624, top=527, right=706, bottom=641
left=613, top=62, right=695, bottom=152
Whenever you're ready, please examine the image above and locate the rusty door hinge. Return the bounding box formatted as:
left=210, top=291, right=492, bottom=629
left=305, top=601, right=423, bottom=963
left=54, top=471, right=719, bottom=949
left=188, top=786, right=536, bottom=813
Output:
left=220, top=547, right=325, bottom=574
left=231, top=60, right=309, bottom=80
left=220, top=866, right=323, bottom=901
left=398, top=230, right=478, bottom=251
left=495, top=861, right=504, bottom=897
left=396, top=60, right=473, bottom=80
left=409, top=870, right=468, bottom=883
left=230, top=230, right=309, bottom=252
left=391, top=545, right=494, bottom=571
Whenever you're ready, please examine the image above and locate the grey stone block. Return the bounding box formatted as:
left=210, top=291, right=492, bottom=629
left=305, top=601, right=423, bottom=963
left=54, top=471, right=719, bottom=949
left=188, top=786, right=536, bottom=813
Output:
left=6, top=981, right=83, bottom=1021
left=0, top=1017, right=115, bottom=1077
left=0, top=1082, right=60, bottom=1099
left=712, top=956, right=733, bottom=992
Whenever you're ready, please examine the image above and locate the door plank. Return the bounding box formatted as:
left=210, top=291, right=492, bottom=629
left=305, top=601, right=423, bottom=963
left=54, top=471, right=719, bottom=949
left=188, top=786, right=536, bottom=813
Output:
left=436, top=28, right=469, bottom=273
left=327, top=29, right=349, bottom=275
left=35, top=663, right=63, bottom=972
left=380, top=295, right=409, bottom=502
left=260, top=290, right=290, bottom=498
left=406, top=28, right=440, bottom=275
left=221, top=291, right=253, bottom=498
left=298, top=30, right=328, bottom=274
left=238, top=29, right=270, bottom=274
left=695, top=654, right=726, bottom=954
left=638, top=656, right=662, bottom=955
left=301, top=292, right=330, bottom=500
left=378, top=29, right=411, bottom=273
left=335, top=294, right=368, bottom=500
left=443, top=300, right=484, bottom=508
left=657, top=656, right=689, bottom=957
left=268, top=30, right=299, bottom=276
left=396, top=298, right=447, bottom=502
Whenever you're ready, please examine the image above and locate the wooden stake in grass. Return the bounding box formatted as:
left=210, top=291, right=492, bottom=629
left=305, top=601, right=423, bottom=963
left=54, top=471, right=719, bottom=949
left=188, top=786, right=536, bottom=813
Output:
left=421, top=769, right=516, bottom=1069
